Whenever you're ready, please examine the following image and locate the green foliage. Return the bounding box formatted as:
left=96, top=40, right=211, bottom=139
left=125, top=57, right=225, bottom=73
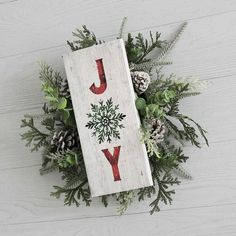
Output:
left=137, top=164, right=180, bottom=214
left=137, top=144, right=184, bottom=214
left=174, top=165, right=193, bottom=180
left=135, top=98, right=165, bottom=119
left=149, top=168, right=180, bottom=214
left=125, top=31, right=163, bottom=65
left=117, top=17, right=127, bottom=39
left=51, top=184, right=90, bottom=207
left=51, top=156, right=91, bottom=207
left=166, top=98, right=208, bottom=147
left=144, top=76, right=208, bottom=148
left=20, top=117, right=48, bottom=152
left=46, top=150, right=78, bottom=168
left=116, top=191, right=134, bottom=215
left=140, top=128, right=160, bottom=158
left=101, top=195, right=109, bottom=207
left=135, top=97, right=146, bottom=110
left=156, top=22, right=187, bottom=62
left=39, top=162, right=58, bottom=175
left=20, top=20, right=208, bottom=214
left=39, top=63, right=73, bottom=124
left=132, top=22, right=187, bottom=73
left=67, top=25, right=102, bottom=51
left=135, top=72, right=208, bottom=213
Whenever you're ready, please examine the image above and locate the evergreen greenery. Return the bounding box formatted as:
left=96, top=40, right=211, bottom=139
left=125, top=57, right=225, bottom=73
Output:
left=20, top=18, right=208, bottom=214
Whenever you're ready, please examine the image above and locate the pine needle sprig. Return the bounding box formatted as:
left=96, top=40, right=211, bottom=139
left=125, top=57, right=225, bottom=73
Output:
left=156, top=22, right=187, bottom=62
left=133, top=60, right=172, bottom=72
left=178, top=91, right=201, bottom=99
left=118, top=17, right=127, bottom=39
left=173, top=165, right=193, bottom=180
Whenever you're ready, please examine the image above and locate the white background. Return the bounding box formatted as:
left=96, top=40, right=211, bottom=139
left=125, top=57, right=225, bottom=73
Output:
left=0, top=0, right=236, bottom=235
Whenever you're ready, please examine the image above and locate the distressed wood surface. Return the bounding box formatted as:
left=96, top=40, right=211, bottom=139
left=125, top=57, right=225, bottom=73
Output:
left=1, top=204, right=236, bottom=236
left=63, top=40, right=152, bottom=196
left=0, top=0, right=236, bottom=235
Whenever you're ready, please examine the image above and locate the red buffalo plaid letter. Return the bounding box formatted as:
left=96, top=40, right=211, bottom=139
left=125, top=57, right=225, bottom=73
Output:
left=102, top=146, right=121, bottom=181
left=89, top=58, right=107, bottom=94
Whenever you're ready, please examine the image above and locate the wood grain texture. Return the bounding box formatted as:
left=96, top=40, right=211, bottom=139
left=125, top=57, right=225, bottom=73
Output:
left=0, top=0, right=236, bottom=235
left=1, top=11, right=236, bottom=115
left=63, top=40, right=152, bottom=196
left=1, top=0, right=236, bottom=58
left=1, top=204, right=236, bottom=235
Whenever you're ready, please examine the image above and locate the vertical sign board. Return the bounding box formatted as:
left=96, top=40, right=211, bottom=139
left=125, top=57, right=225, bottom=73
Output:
left=63, top=39, right=153, bottom=197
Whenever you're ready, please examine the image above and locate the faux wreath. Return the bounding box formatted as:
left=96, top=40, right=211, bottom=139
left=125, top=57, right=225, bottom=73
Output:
left=20, top=18, right=208, bottom=214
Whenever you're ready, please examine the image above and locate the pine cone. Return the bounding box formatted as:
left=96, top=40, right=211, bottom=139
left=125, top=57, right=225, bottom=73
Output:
left=147, top=118, right=165, bottom=143
left=51, top=130, right=78, bottom=152
left=58, top=78, right=71, bottom=98
left=131, top=71, right=151, bottom=94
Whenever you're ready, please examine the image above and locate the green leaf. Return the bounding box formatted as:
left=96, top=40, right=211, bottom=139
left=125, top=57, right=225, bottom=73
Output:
left=147, top=104, right=159, bottom=114
left=45, top=96, right=58, bottom=103
left=58, top=97, right=67, bottom=109
left=135, top=97, right=147, bottom=110
left=154, top=107, right=165, bottom=118
left=66, top=154, right=76, bottom=165
left=62, top=109, right=70, bottom=121
left=145, top=104, right=164, bottom=118
left=163, top=90, right=176, bottom=103
left=154, top=92, right=165, bottom=104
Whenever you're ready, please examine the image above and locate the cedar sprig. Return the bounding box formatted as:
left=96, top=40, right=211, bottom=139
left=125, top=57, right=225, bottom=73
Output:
left=116, top=191, right=134, bottom=215
left=20, top=117, right=48, bottom=152
left=150, top=169, right=180, bottom=214
left=67, top=25, right=102, bottom=51
left=51, top=166, right=91, bottom=207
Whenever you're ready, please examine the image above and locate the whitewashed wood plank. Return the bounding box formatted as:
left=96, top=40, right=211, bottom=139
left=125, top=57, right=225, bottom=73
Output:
left=63, top=39, right=152, bottom=196
left=0, top=140, right=235, bottom=225
left=1, top=0, right=236, bottom=58
left=1, top=204, right=236, bottom=236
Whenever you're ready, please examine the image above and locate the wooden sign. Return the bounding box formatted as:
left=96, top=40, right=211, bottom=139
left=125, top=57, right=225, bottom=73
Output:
left=63, top=39, right=153, bottom=197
